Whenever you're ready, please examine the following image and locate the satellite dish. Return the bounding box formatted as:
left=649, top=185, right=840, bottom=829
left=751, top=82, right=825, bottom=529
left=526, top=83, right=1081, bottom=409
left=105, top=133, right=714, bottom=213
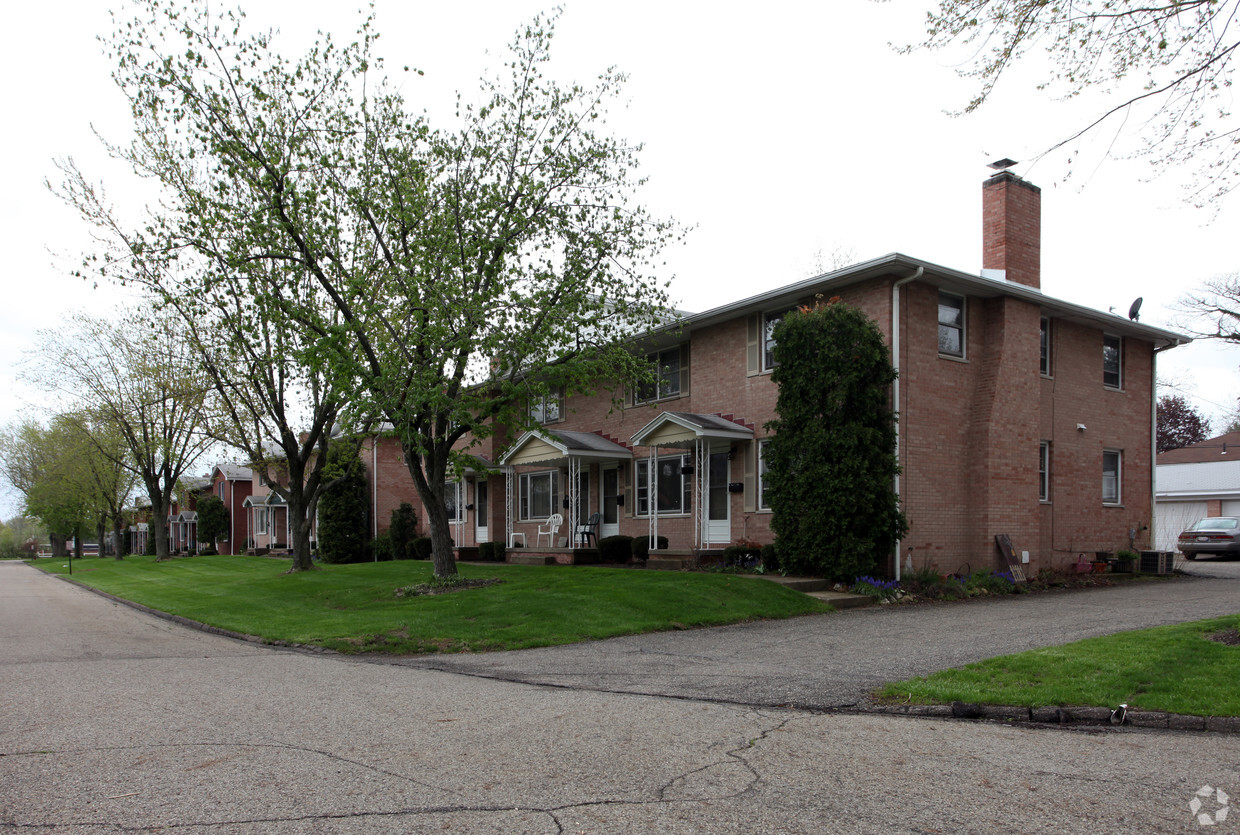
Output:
left=1128, top=297, right=1143, bottom=321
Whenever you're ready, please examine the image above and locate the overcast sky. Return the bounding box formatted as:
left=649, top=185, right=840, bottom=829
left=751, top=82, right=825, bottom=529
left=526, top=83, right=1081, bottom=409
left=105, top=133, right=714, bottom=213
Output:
left=3, top=0, right=1239, bottom=519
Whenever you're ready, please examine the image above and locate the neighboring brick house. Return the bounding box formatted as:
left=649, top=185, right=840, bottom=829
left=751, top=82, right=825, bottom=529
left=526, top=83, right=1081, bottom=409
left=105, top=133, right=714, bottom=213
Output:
left=359, top=169, right=1186, bottom=576
left=1154, top=431, right=1240, bottom=551
left=167, top=477, right=212, bottom=553
left=209, top=463, right=254, bottom=554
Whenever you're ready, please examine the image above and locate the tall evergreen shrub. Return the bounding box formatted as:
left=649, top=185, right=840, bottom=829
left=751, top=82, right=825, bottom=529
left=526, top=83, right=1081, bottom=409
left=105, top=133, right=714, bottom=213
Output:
left=317, top=442, right=370, bottom=564
left=389, top=502, right=418, bottom=560
left=765, top=298, right=907, bottom=579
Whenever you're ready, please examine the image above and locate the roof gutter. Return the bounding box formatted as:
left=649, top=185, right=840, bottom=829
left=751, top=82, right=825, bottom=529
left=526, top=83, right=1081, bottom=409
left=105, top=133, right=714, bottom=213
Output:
left=891, top=266, right=923, bottom=582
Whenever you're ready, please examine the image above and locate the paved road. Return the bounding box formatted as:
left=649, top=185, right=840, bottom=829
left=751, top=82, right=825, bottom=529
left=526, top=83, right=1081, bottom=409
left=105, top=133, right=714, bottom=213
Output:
left=3, top=560, right=1240, bottom=833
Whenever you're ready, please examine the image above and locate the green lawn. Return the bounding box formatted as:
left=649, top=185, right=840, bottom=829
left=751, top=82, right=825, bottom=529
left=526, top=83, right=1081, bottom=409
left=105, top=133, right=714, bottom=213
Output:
left=879, top=614, right=1240, bottom=716
left=30, top=554, right=830, bottom=654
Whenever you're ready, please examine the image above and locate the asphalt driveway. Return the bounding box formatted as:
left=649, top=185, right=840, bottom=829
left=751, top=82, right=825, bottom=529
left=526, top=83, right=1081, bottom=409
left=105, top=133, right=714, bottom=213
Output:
left=396, top=569, right=1240, bottom=710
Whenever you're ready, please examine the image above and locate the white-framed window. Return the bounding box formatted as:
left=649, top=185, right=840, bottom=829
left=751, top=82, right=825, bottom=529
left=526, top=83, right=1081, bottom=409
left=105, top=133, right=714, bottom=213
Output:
left=1103, top=334, right=1122, bottom=389
left=1102, top=450, right=1122, bottom=505
left=1039, top=441, right=1050, bottom=503
left=1039, top=317, right=1052, bottom=376
left=519, top=470, right=559, bottom=521
left=528, top=388, right=563, bottom=424
left=255, top=507, right=268, bottom=535
left=758, top=439, right=772, bottom=511
left=763, top=310, right=788, bottom=371
left=938, top=292, right=965, bottom=357
left=636, top=455, right=692, bottom=516
left=218, top=481, right=225, bottom=499
left=443, top=481, right=462, bottom=522
left=635, top=347, right=683, bottom=404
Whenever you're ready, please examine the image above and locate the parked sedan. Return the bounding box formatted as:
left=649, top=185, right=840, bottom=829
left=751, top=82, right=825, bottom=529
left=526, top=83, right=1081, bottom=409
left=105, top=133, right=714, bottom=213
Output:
left=1177, top=517, right=1240, bottom=559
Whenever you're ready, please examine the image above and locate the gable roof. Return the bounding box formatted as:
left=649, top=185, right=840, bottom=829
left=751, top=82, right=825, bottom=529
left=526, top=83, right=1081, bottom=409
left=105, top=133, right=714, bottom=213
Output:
left=500, top=428, right=633, bottom=467
left=213, top=463, right=254, bottom=481
left=631, top=412, right=754, bottom=448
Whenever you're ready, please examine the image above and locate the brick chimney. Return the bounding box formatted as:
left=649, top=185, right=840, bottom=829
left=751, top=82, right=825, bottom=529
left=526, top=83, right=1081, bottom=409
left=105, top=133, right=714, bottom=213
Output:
left=982, top=170, right=1041, bottom=289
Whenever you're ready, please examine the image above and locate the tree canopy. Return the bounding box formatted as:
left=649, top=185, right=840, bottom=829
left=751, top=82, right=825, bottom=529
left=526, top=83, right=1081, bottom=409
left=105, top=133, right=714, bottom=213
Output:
left=903, top=0, right=1240, bottom=203
left=1157, top=393, right=1212, bottom=452
left=64, top=2, right=680, bottom=577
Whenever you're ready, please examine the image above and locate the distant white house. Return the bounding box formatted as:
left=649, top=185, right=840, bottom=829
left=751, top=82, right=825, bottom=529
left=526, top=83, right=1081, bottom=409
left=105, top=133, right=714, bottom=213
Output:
left=1155, top=431, right=1240, bottom=551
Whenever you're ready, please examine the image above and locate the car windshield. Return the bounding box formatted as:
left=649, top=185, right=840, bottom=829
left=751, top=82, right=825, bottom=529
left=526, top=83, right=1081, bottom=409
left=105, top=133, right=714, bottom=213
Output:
left=1191, top=517, right=1239, bottom=531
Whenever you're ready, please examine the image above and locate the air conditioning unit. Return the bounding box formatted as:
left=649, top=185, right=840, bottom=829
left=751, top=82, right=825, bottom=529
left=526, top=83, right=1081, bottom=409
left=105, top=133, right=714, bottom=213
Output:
left=1139, top=550, right=1174, bottom=575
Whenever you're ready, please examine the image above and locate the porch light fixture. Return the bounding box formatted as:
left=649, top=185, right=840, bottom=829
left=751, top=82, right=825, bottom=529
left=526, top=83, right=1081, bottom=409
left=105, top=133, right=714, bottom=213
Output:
left=728, top=445, right=737, bottom=461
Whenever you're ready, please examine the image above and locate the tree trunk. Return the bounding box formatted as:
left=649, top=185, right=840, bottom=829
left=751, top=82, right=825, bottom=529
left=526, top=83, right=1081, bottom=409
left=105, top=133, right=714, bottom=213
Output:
left=113, top=516, right=126, bottom=560
left=423, top=492, right=459, bottom=579
left=50, top=533, right=67, bottom=557
left=286, top=491, right=315, bottom=572
left=96, top=520, right=106, bottom=557
left=73, top=527, right=84, bottom=560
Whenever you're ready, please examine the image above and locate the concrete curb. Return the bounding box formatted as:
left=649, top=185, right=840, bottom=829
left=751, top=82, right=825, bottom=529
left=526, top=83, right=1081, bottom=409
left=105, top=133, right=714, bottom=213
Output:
left=861, top=701, right=1240, bottom=733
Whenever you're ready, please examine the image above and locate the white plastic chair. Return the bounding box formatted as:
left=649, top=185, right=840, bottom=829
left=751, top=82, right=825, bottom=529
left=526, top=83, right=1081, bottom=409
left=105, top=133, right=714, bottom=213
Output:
left=536, top=513, right=563, bottom=547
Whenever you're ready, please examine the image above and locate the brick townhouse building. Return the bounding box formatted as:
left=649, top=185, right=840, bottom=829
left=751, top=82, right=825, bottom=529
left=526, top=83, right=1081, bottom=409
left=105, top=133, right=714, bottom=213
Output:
left=360, top=168, right=1186, bottom=577
left=208, top=463, right=254, bottom=554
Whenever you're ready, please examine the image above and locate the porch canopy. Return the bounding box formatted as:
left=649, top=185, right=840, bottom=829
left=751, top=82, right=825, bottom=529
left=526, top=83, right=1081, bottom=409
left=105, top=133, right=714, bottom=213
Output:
left=499, top=429, right=633, bottom=547
left=630, top=412, right=754, bottom=550
left=243, top=492, right=287, bottom=547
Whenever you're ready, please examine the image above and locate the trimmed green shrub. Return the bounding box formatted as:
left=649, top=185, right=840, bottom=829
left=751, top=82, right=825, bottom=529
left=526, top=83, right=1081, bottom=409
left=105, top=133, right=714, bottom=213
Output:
left=598, top=535, right=633, bottom=563
left=411, top=537, right=433, bottom=560
left=389, top=502, right=418, bottom=560
left=477, top=541, right=507, bottom=562
left=195, top=495, right=229, bottom=551
left=766, top=299, right=907, bottom=579
left=317, top=441, right=370, bottom=564
left=630, top=535, right=668, bottom=561
left=723, top=544, right=762, bottom=568
left=370, top=533, right=394, bottom=561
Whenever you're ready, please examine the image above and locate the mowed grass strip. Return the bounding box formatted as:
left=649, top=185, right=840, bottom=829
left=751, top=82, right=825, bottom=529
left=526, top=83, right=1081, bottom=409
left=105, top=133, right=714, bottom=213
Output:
left=879, top=614, right=1240, bottom=717
left=31, top=555, right=830, bottom=653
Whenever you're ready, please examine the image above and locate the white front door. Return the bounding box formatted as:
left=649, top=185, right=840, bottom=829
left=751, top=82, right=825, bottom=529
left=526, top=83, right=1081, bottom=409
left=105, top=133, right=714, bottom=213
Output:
left=475, top=479, right=489, bottom=544
left=600, top=466, right=620, bottom=539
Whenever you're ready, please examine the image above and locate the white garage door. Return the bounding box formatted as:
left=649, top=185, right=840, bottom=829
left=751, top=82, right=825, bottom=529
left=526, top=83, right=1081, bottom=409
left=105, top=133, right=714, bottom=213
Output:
left=1221, top=500, right=1240, bottom=516
left=1156, top=501, right=1209, bottom=552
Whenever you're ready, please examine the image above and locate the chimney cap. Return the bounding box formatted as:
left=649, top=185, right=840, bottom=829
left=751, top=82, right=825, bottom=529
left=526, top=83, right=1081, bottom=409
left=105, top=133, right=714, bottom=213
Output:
left=988, top=158, right=1019, bottom=171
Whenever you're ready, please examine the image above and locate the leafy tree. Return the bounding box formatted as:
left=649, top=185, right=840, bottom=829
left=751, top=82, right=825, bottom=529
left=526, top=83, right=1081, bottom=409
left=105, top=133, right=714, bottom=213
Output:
left=316, top=441, right=369, bottom=565
left=903, top=0, right=1240, bottom=203
left=765, top=299, right=907, bottom=579
left=195, top=494, right=229, bottom=553
left=67, top=3, right=678, bottom=578
left=23, top=312, right=215, bottom=560
left=389, top=503, right=419, bottom=560
left=1157, top=394, right=1212, bottom=452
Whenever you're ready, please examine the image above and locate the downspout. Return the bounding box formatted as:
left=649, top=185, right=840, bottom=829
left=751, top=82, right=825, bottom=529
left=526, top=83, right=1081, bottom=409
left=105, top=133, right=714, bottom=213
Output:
left=372, top=438, right=379, bottom=540
left=891, top=267, right=924, bottom=582
left=1151, top=338, right=1186, bottom=552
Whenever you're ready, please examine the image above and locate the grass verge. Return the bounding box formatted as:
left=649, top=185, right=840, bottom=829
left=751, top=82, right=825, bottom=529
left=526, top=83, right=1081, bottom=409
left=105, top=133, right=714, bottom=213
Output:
left=878, top=614, right=1240, bottom=716
left=29, top=554, right=830, bottom=654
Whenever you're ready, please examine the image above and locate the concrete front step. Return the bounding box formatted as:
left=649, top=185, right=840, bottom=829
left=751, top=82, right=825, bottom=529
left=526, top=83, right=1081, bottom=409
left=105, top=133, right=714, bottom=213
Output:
left=805, top=590, right=873, bottom=609
left=507, top=553, right=558, bottom=566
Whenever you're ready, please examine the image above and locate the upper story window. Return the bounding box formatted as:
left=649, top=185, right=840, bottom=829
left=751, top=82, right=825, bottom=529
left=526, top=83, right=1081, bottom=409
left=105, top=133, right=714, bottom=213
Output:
left=1103, top=334, right=1122, bottom=389
left=1039, top=317, right=1052, bottom=376
left=763, top=311, right=786, bottom=370
left=636, top=347, right=684, bottom=404
left=528, top=388, right=563, bottom=424
left=938, top=292, right=965, bottom=357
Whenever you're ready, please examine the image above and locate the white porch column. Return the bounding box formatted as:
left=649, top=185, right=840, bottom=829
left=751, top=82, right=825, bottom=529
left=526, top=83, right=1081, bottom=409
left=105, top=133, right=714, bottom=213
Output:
left=504, top=466, right=515, bottom=547
left=567, top=456, right=581, bottom=548
left=649, top=446, right=658, bottom=550
left=695, top=438, right=706, bottom=551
